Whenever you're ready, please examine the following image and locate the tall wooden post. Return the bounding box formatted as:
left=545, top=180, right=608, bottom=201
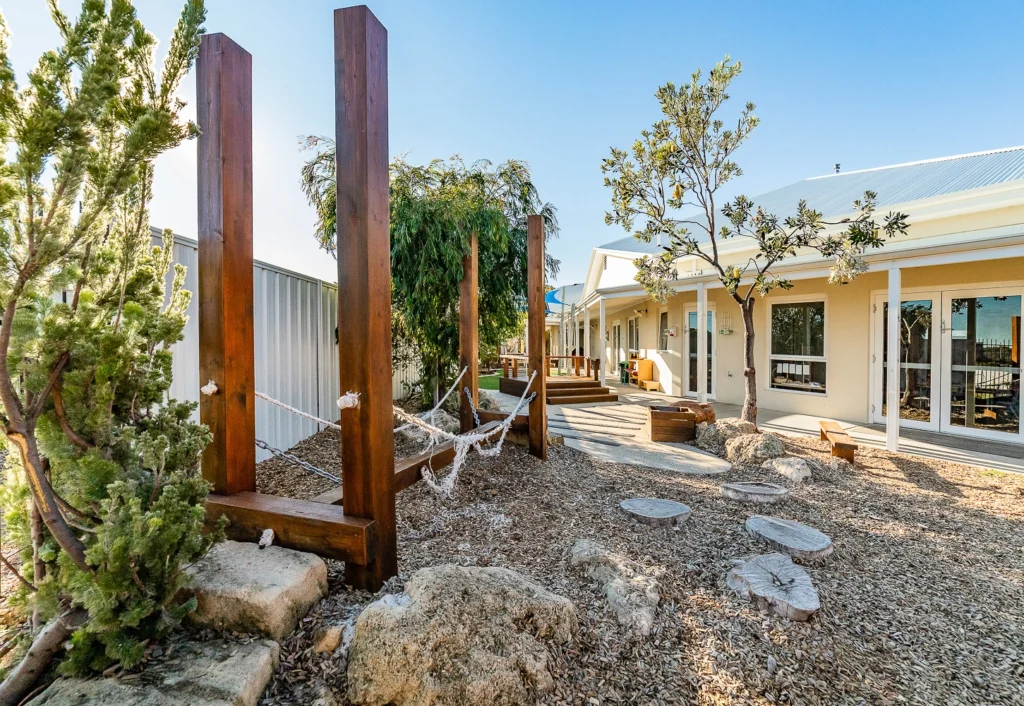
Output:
left=459, top=232, right=479, bottom=433
left=335, top=5, right=396, bottom=590
left=197, top=34, right=255, bottom=495
left=527, top=216, right=548, bottom=459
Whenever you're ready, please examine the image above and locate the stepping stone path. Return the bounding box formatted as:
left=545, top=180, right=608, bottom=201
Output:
left=727, top=553, right=820, bottom=621
left=721, top=481, right=789, bottom=504
left=620, top=498, right=691, bottom=526
left=745, top=515, right=834, bottom=560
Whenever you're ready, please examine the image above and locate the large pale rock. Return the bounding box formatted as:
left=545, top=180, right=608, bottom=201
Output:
left=620, top=498, right=691, bottom=526
left=346, top=565, right=576, bottom=706
left=746, top=515, right=834, bottom=561
left=398, top=408, right=460, bottom=443
left=720, top=481, right=790, bottom=504
left=570, top=538, right=660, bottom=636
left=727, top=553, right=820, bottom=621
left=695, top=417, right=756, bottom=455
left=29, top=639, right=279, bottom=706
left=762, top=456, right=813, bottom=483
left=726, top=432, right=786, bottom=465
left=477, top=390, right=501, bottom=412
left=188, top=540, right=327, bottom=641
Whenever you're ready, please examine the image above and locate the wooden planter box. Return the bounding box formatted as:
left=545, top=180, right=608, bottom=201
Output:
left=647, top=405, right=696, bottom=443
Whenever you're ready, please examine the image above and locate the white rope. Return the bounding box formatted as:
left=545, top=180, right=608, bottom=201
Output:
left=337, top=391, right=361, bottom=410
left=394, top=366, right=467, bottom=435
left=200, top=380, right=218, bottom=396
left=255, top=391, right=342, bottom=430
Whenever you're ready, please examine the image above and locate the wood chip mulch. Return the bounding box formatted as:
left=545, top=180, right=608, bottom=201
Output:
left=261, top=434, right=1024, bottom=704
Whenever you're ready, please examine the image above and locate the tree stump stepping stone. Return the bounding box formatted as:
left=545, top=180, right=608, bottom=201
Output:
left=620, top=498, right=691, bottom=526
left=727, top=553, right=820, bottom=621
left=745, top=515, right=833, bottom=560
left=721, top=481, right=789, bottom=504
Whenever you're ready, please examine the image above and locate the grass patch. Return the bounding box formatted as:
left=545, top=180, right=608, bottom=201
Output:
left=478, top=373, right=501, bottom=391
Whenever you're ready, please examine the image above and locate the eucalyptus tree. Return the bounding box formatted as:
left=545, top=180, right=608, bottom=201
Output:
left=300, top=140, right=559, bottom=401
left=602, top=57, right=908, bottom=424
left=0, top=2, right=215, bottom=698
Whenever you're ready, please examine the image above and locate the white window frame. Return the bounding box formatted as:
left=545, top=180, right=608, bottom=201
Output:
left=657, top=307, right=670, bottom=352
left=627, top=315, right=641, bottom=355
left=766, top=294, right=829, bottom=397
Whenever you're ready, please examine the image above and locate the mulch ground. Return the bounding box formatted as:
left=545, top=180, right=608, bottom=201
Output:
left=255, top=430, right=1024, bottom=706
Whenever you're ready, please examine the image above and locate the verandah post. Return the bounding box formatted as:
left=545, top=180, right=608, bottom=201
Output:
left=197, top=33, right=256, bottom=495
left=527, top=215, right=548, bottom=459
left=459, top=232, right=479, bottom=433
left=335, top=5, right=397, bottom=590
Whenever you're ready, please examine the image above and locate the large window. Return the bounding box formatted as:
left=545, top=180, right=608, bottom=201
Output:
left=658, top=311, right=670, bottom=351
left=627, top=316, right=640, bottom=355
left=769, top=300, right=826, bottom=394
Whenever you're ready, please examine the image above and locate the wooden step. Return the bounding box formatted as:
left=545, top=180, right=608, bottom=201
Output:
left=547, top=393, right=619, bottom=405
left=546, top=379, right=602, bottom=390
left=546, top=385, right=613, bottom=398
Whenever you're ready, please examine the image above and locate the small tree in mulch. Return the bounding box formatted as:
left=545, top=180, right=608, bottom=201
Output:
left=0, top=2, right=220, bottom=701
left=602, top=56, right=909, bottom=426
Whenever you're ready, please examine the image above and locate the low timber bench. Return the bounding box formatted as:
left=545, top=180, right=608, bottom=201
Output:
left=818, top=420, right=857, bottom=463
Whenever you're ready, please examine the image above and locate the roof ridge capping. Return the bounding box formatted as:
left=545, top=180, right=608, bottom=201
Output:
left=806, top=145, right=1024, bottom=181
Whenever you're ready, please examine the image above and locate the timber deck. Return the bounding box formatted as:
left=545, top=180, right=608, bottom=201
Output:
left=499, top=375, right=619, bottom=405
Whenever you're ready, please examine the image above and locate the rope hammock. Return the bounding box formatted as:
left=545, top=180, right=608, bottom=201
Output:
left=200, top=369, right=535, bottom=497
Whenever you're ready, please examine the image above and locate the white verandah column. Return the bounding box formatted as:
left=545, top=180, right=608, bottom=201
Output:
left=886, top=265, right=902, bottom=452
left=583, top=301, right=590, bottom=360
left=696, top=282, right=708, bottom=404
left=598, top=297, right=607, bottom=385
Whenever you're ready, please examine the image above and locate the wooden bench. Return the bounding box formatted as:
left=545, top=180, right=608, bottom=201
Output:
left=818, top=420, right=857, bottom=463
left=640, top=380, right=661, bottom=392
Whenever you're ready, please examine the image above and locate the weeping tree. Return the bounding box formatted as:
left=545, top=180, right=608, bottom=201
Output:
left=602, top=56, right=908, bottom=425
left=0, top=2, right=217, bottom=700
left=301, top=139, right=559, bottom=402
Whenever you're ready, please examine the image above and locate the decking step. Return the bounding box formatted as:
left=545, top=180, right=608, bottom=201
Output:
left=546, top=386, right=613, bottom=398
left=547, top=393, right=619, bottom=405
left=546, top=379, right=603, bottom=390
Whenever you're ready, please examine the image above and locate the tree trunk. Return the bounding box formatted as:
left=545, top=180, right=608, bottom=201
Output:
left=740, top=298, right=758, bottom=428
left=0, top=609, right=88, bottom=706
left=5, top=430, right=89, bottom=572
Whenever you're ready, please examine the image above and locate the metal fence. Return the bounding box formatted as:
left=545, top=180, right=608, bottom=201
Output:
left=161, top=232, right=421, bottom=460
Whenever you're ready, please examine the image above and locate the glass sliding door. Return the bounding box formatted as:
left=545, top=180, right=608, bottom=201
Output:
left=684, top=308, right=714, bottom=397
left=942, top=291, right=1021, bottom=440
left=875, top=295, right=939, bottom=429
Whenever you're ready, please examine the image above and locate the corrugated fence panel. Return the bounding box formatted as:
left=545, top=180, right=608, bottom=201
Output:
left=160, top=233, right=421, bottom=463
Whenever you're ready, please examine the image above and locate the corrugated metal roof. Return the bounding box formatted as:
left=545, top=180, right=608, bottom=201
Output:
left=598, top=145, right=1024, bottom=254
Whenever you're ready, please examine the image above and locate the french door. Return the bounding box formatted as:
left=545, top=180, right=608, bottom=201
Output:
left=684, top=307, right=715, bottom=398
left=612, top=323, right=623, bottom=366
left=873, top=286, right=1022, bottom=442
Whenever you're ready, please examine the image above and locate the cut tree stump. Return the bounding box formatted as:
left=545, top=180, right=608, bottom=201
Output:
left=745, top=515, right=834, bottom=560
left=727, top=553, right=820, bottom=621
left=720, top=482, right=789, bottom=504
left=620, top=498, right=691, bottom=526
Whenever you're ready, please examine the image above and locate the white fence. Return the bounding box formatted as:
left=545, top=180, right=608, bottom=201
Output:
left=161, top=232, right=421, bottom=460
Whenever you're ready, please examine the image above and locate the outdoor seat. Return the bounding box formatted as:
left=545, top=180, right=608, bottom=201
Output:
left=818, top=420, right=857, bottom=463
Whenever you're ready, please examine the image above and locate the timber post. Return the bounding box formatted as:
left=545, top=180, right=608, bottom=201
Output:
left=335, top=5, right=397, bottom=590
left=197, top=33, right=256, bottom=495
left=527, top=215, right=547, bottom=459
left=459, top=232, right=479, bottom=433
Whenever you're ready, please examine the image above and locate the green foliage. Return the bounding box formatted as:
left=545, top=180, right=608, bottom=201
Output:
left=602, top=55, right=909, bottom=304
left=0, top=0, right=216, bottom=676
left=300, top=141, right=560, bottom=400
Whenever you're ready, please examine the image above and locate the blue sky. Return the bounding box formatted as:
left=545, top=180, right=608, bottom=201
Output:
left=5, top=0, right=1024, bottom=286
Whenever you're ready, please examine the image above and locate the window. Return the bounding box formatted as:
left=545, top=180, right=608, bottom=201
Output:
left=769, top=300, right=826, bottom=394
left=658, top=311, right=670, bottom=350
left=627, top=317, right=640, bottom=355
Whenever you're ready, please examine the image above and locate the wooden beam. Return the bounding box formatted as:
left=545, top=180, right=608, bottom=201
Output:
left=459, top=232, right=479, bottom=433
left=527, top=215, right=548, bottom=460
left=477, top=410, right=527, bottom=431
left=197, top=34, right=255, bottom=495
left=206, top=492, right=376, bottom=565
left=312, top=421, right=504, bottom=505
left=335, top=5, right=396, bottom=590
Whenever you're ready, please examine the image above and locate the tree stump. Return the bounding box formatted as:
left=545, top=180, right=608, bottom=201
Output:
left=672, top=400, right=715, bottom=424
left=720, top=482, right=789, bottom=504
left=620, top=498, right=691, bottom=526
left=727, top=553, right=820, bottom=621
left=745, top=515, right=833, bottom=560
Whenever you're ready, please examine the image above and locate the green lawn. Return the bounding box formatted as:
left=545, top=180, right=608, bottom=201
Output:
left=478, top=373, right=501, bottom=391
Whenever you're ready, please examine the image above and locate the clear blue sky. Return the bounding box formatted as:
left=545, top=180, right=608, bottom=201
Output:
left=6, top=0, right=1023, bottom=286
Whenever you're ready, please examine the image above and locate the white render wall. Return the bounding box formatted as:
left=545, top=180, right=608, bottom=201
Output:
left=162, top=234, right=420, bottom=461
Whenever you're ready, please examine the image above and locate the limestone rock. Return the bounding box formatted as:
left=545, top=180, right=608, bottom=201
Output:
left=727, top=553, right=820, bottom=621
left=828, top=456, right=854, bottom=472
left=695, top=417, right=756, bottom=455
left=188, top=540, right=327, bottom=641
left=312, top=623, right=347, bottom=654
left=746, top=515, right=834, bottom=561
left=726, top=432, right=785, bottom=465
left=477, top=390, right=501, bottom=412
left=570, top=538, right=660, bottom=636
left=29, top=638, right=279, bottom=706
left=720, top=481, right=790, bottom=504
left=763, top=456, right=813, bottom=483
left=346, top=565, right=576, bottom=706
left=620, top=498, right=691, bottom=526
